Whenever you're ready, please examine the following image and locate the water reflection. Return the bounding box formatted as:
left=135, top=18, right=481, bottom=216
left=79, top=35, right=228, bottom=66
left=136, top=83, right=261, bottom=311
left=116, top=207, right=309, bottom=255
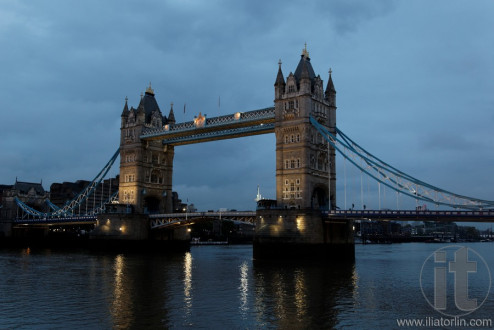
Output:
left=111, top=254, right=133, bottom=328
left=183, top=251, right=193, bottom=317
left=253, top=260, right=356, bottom=329
left=107, top=252, right=176, bottom=329
left=239, top=261, right=249, bottom=317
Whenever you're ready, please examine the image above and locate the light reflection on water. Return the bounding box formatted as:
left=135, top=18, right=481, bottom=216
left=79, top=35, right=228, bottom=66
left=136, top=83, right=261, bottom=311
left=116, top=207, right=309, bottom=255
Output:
left=0, top=243, right=492, bottom=328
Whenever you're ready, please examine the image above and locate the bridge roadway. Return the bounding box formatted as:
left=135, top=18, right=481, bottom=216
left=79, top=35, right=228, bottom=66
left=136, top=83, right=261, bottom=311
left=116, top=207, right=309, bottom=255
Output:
left=326, top=209, right=494, bottom=223
left=14, top=215, right=97, bottom=226
left=14, top=209, right=494, bottom=228
left=149, top=211, right=256, bottom=229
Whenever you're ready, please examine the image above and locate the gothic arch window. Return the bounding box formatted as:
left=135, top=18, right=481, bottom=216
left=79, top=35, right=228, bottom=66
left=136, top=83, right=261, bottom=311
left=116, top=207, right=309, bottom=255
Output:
left=296, top=134, right=300, bottom=142
left=285, top=135, right=289, bottom=143
left=297, top=159, right=300, bottom=168
left=291, top=135, right=294, bottom=143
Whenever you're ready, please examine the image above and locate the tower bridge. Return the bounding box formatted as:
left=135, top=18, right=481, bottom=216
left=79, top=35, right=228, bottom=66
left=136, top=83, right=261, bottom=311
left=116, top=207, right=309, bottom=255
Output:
left=10, top=46, right=494, bottom=259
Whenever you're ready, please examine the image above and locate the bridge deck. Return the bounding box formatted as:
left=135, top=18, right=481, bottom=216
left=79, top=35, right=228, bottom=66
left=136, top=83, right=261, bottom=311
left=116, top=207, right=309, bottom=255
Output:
left=326, top=210, right=494, bottom=223
left=149, top=211, right=256, bottom=229
left=14, top=216, right=97, bottom=226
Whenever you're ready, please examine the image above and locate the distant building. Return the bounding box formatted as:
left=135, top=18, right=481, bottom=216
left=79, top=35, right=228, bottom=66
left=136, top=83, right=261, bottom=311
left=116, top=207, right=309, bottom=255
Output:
left=0, top=179, right=49, bottom=237
left=49, top=176, right=119, bottom=214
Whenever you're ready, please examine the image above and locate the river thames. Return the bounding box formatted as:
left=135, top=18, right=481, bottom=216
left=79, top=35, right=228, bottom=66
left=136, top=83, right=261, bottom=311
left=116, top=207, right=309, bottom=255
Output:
left=0, top=243, right=492, bottom=329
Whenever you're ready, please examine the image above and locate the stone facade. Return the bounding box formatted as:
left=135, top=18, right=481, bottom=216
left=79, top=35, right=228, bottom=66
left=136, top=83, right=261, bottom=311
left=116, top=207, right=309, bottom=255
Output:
left=274, top=46, right=337, bottom=210
left=119, top=84, right=176, bottom=214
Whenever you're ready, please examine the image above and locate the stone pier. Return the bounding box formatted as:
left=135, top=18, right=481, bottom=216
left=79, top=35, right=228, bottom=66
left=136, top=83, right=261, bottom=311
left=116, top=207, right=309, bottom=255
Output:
left=254, top=209, right=354, bottom=261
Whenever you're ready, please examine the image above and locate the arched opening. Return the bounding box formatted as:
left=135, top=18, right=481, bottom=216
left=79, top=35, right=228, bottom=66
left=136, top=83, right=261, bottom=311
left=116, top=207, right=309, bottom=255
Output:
left=311, top=186, right=328, bottom=210
left=144, top=196, right=161, bottom=214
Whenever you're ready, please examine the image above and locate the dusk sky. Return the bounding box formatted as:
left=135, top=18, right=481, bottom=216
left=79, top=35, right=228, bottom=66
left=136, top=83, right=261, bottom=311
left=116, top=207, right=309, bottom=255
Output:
left=1, top=0, right=493, bottom=215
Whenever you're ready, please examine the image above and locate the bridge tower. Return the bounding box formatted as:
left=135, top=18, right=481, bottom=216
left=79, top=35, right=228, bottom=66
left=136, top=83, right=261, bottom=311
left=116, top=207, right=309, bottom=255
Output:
left=274, top=45, right=337, bottom=210
left=119, top=84, right=175, bottom=214
left=254, top=48, right=353, bottom=261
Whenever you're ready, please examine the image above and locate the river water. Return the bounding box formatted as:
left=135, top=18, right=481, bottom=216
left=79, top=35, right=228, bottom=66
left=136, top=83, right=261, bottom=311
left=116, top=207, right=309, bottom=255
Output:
left=0, top=243, right=492, bottom=329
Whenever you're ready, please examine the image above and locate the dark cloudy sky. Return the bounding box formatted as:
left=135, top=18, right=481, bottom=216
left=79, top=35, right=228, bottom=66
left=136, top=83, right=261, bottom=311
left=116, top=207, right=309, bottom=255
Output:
left=1, top=0, right=493, bottom=214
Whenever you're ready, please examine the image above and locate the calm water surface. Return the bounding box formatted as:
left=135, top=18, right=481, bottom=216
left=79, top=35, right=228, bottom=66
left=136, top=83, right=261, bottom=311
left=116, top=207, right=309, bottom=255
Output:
left=0, top=243, right=492, bottom=329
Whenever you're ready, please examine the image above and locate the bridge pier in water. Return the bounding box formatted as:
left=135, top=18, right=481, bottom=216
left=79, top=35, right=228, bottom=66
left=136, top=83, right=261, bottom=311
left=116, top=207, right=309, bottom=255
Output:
left=254, top=209, right=354, bottom=261
left=90, top=207, right=190, bottom=251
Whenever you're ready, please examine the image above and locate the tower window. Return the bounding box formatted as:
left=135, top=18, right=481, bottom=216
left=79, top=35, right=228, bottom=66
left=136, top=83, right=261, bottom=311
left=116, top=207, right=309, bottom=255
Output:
left=296, top=134, right=300, bottom=142
left=288, top=85, right=295, bottom=93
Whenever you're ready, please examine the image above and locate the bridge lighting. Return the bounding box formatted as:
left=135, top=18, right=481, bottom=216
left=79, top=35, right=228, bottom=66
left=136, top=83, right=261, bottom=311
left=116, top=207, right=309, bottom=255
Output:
left=187, top=228, right=191, bottom=232
left=296, top=216, right=306, bottom=232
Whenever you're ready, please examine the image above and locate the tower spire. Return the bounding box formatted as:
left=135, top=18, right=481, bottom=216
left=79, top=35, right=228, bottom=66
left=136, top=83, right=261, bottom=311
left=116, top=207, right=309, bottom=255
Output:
left=121, top=96, right=129, bottom=117
left=325, top=67, right=336, bottom=97
left=302, top=43, right=309, bottom=58
left=168, top=102, right=176, bottom=124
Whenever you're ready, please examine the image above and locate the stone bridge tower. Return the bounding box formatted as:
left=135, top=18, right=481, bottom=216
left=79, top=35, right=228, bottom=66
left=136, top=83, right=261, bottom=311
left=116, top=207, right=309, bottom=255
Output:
left=119, top=84, right=175, bottom=214
left=274, top=46, right=337, bottom=210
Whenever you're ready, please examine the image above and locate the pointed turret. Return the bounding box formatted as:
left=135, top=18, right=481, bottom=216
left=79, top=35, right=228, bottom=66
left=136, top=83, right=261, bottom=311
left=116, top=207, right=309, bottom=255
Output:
left=137, top=92, right=146, bottom=124
left=274, top=59, right=286, bottom=100
left=168, top=102, right=176, bottom=124
left=325, top=68, right=336, bottom=107
left=121, top=97, right=129, bottom=117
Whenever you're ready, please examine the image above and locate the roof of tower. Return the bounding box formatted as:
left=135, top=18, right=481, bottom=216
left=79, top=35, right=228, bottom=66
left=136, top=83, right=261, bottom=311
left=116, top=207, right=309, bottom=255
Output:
left=138, top=83, right=161, bottom=123
left=293, top=47, right=316, bottom=85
